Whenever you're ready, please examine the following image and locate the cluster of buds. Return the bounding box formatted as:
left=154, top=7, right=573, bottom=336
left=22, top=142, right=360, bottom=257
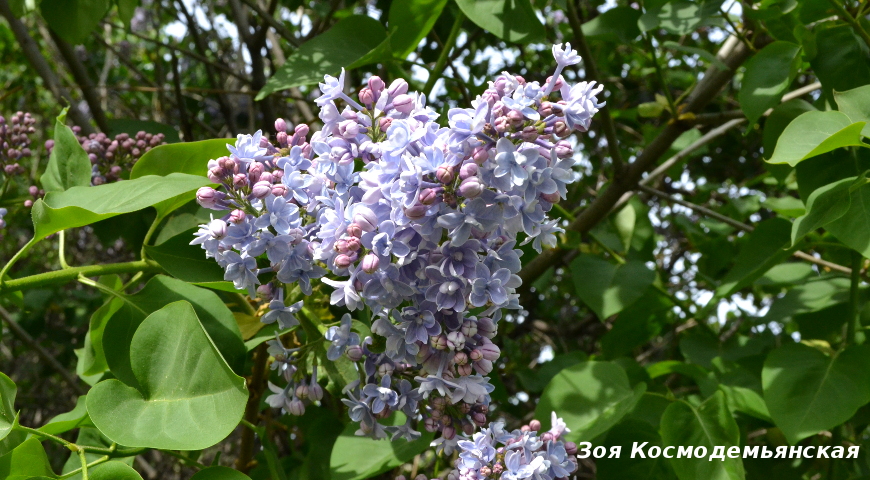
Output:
left=0, top=112, right=35, bottom=176
left=47, top=129, right=166, bottom=184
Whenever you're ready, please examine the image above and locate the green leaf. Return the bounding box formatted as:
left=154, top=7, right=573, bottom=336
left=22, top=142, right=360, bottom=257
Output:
left=570, top=256, right=655, bottom=319
left=0, top=373, right=20, bottom=454
left=455, top=0, right=545, bottom=44
left=536, top=361, right=647, bottom=442
left=257, top=15, right=388, bottom=100
left=763, top=343, right=870, bottom=444
left=836, top=84, right=870, bottom=138
left=825, top=180, right=870, bottom=256
left=89, top=461, right=142, bottom=480
left=388, top=0, right=448, bottom=58
left=597, top=420, right=677, bottom=480
left=116, top=0, right=140, bottom=29
left=329, top=413, right=434, bottom=480
left=31, top=173, right=212, bottom=239
left=601, top=289, right=673, bottom=359
left=41, top=109, right=91, bottom=193
left=60, top=427, right=133, bottom=480
left=716, top=218, right=795, bottom=297
left=0, top=437, right=55, bottom=479
left=517, top=351, right=588, bottom=393
left=767, top=111, right=867, bottom=166
left=107, top=118, right=179, bottom=144
left=40, top=0, right=110, bottom=44
left=8, top=0, right=26, bottom=16
left=39, top=396, right=92, bottom=435
left=760, top=196, right=805, bottom=217
left=762, top=99, right=816, bottom=161
left=754, top=262, right=814, bottom=287
left=130, top=138, right=232, bottom=178
left=144, top=228, right=226, bottom=283
left=101, top=275, right=246, bottom=389
left=81, top=279, right=126, bottom=377
left=87, top=301, right=248, bottom=450
left=639, top=0, right=723, bottom=35
left=661, top=391, right=745, bottom=480
left=582, top=6, right=642, bottom=42
left=810, top=25, right=870, bottom=103
left=739, top=41, right=802, bottom=126
left=791, top=176, right=868, bottom=245
left=190, top=466, right=252, bottom=480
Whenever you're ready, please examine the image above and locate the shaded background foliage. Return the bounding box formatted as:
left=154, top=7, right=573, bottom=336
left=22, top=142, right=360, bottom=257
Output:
left=1, top=0, right=870, bottom=478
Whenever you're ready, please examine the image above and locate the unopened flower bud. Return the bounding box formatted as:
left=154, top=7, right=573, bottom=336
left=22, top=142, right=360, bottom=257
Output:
left=541, top=191, right=561, bottom=203
left=208, top=219, right=228, bottom=239
left=251, top=180, right=272, bottom=199
left=377, top=363, right=394, bottom=377
left=338, top=119, right=360, bottom=138
left=479, top=466, right=492, bottom=477
left=196, top=187, right=218, bottom=208
left=353, top=208, right=378, bottom=232
left=207, top=166, right=224, bottom=183
left=457, top=363, right=473, bottom=376
left=232, top=173, right=247, bottom=188
left=295, top=384, right=309, bottom=400
left=347, top=223, right=363, bottom=238
left=446, top=331, right=465, bottom=351
left=469, top=349, right=483, bottom=362
left=424, top=417, right=439, bottom=432
left=461, top=320, right=477, bottom=337
left=334, top=239, right=349, bottom=253
left=404, top=204, right=428, bottom=219
left=522, top=125, right=538, bottom=142
left=276, top=131, right=288, bottom=145
left=228, top=209, right=246, bottom=224
left=565, top=442, right=578, bottom=455
left=454, top=352, right=468, bottom=365
left=494, top=116, right=509, bottom=133
left=529, top=419, right=541, bottom=431
left=362, top=253, right=380, bottom=273
left=459, top=163, right=478, bottom=180
left=553, top=121, right=570, bottom=139
left=458, top=177, right=483, bottom=198
left=507, top=110, right=524, bottom=127
left=479, top=338, right=500, bottom=361
left=462, top=421, right=475, bottom=436
left=477, top=317, right=496, bottom=338
left=346, top=345, right=363, bottom=361
left=419, top=188, right=438, bottom=205
left=436, top=165, right=454, bottom=184
left=309, top=382, right=324, bottom=401
left=387, top=78, right=408, bottom=97
left=28, top=185, right=38, bottom=197
left=334, top=254, right=355, bottom=269
left=257, top=284, right=274, bottom=300
left=473, top=412, right=487, bottom=426
left=555, top=140, right=573, bottom=158
left=23, top=200, right=32, bottom=208
left=540, top=101, right=554, bottom=117
left=472, top=146, right=488, bottom=165
left=442, top=425, right=456, bottom=440
left=474, top=358, right=494, bottom=374
left=368, top=76, right=385, bottom=95
left=431, top=334, right=448, bottom=350
left=288, top=398, right=305, bottom=416
left=359, top=87, right=374, bottom=105
left=272, top=184, right=289, bottom=197
left=393, top=94, right=414, bottom=114
left=345, top=236, right=361, bottom=251
left=378, top=117, right=392, bottom=131
left=247, top=162, right=264, bottom=183
left=291, top=124, right=310, bottom=145
left=275, top=118, right=288, bottom=132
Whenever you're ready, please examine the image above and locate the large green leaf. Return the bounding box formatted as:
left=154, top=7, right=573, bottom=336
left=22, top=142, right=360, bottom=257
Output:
left=825, top=181, right=870, bottom=256
left=87, top=301, right=248, bottom=450
left=570, top=256, right=655, bottom=319
left=763, top=343, right=870, bottom=444
left=639, top=0, right=723, bottom=35
left=456, top=0, right=545, bottom=44
left=0, top=437, right=55, bottom=479
left=582, top=7, right=642, bottom=42
left=716, top=218, right=794, bottom=297
left=810, top=25, right=870, bottom=103
left=101, top=275, right=245, bottom=389
left=536, top=361, right=646, bottom=443
left=661, top=391, right=745, bottom=480
left=739, top=41, right=802, bottom=126
left=601, top=289, right=673, bottom=359
left=190, top=466, right=252, bottom=480
left=0, top=373, right=15, bottom=444
left=40, top=0, right=110, bottom=44
left=144, top=228, right=226, bottom=283
left=257, top=15, right=389, bottom=100
left=39, top=396, right=92, bottom=435
left=89, top=461, right=142, bottom=480
left=835, top=84, right=870, bottom=138
left=329, top=414, right=434, bottom=480
left=41, top=109, right=91, bottom=193
left=388, top=0, right=448, bottom=58
left=767, top=111, right=867, bottom=166
left=791, top=176, right=868, bottom=245
left=31, top=173, right=211, bottom=239
left=762, top=99, right=816, bottom=161
left=130, top=138, right=232, bottom=178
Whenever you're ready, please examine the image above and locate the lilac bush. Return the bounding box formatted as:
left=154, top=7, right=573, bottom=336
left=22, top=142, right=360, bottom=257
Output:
left=191, top=43, right=603, bottom=443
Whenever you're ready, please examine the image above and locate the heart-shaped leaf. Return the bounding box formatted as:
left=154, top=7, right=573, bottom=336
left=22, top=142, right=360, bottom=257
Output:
left=0, top=437, right=55, bottom=479
left=87, top=301, right=248, bottom=450
left=763, top=343, right=870, bottom=444
left=766, top=111, right=867, bottom=166
left=89, top=461, right=142, bottom=480
left=456, top=0, right=545, bottom=44
left=570, top=256, right=655, bottom=319
left=536, top=361, right=647, bottom=443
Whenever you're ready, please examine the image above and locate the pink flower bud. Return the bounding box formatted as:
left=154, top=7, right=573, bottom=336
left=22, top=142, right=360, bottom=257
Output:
left=260, top=171, right=275, bottom=184
left=359, top=87, right=374, bottom=105
left=474, top=358, right=493, bottom=374
left=334, top=239, right=349, bottom=253
left=554, top=121, right=570, bottom=139
left=23, top=200, right=32, bottom=208
left=494, top=116, right=509, bottom=133
left=272, top=184, right=289, bottom=197
left=541, top=191, right=561, bottom=203
left=208, top=219, right=228, bottom=239
left=442, top=425, right=456, bottom=440
left=232, top=173, right=247, bottom=188
left=404, top=204, right=428, bottom=219
left=228, top=209, right=246, bottom=223
left=247, top=162, right=264, bottom=183
left=393, top=94, right=414, bottom=114
left=334, top=254, right=355, bottom=269
left=338, top=120, right=360, bottom=138
left=291, top=124, right=310, bottom=145
left=472, top=146, right=488, bottom=165
left=477, top=317, right=496, bottom=337
left=347, top=223, right=363, bottom=238
left=431, top=396, right=447, bottom=410
left=362, top=253, right=380, bottom=273
left=454, top=352, right=468, bottom=365
left=252, top=180, right=272, bottom=199
left=387, top=78, right=408, bottom=97
left=257, top=284, right=274, bottom=299
left=28, top=185, right=38, bottom=197
left=368, top=76, right=385, bottom=95
left=473, top=412, right=487, bottom=426
left=479, top=338, right=500, bottom=361
left=522, top=125, right=538, bottom=142
left=459, top=162, right=478, bottom=180
left=436, top=165, right=454, bottom=184
left=457, top=363, right=473, bottom=376
left=565, top=442, right=578, bottom=455
left=207, top=166, right=223, bottom=183
left=431, top=334, right=448, bottom=350
left=458, top=177, right=483, bottom=198
left=419, top=188, right=439, bottom=205
left=346, top=236, right=361, bottom=251
left=424, top=417, right=439, bottom=432
left=276, top=131, right=288, bottom=145
left=462, top=421, right=475, bottom=436
left=378, top=117, right=392, bottom=131
left=274, top=118, right=288, bottom=132
left=529, top=419, right=541, bottom=431
left=353, top=208, right=378, bottom=232
left=196, top=187, right=218, bottom=208
left=309, top=383, right=324, bottom=401
left=469, top=349, right=483, bottom=362
left=507, top=110, right=524, bottom=127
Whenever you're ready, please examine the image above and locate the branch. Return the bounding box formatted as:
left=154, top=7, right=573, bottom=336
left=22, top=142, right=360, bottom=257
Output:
left=238, top=0, right=299, bottom=47
left=566, top=0, right=625, bottom=173
left=169, top=52, right=194, bottom=141
left=518, top=35, right=755, bottom=288
left=236, top=342, right=270, bottom=473
left=0, top=259, right=162, bottom=295
left=638, top=184, right=853, bottom=276
left=0, top=0, right=94, bottom=134
left=0, top=305, right=86, bottom=395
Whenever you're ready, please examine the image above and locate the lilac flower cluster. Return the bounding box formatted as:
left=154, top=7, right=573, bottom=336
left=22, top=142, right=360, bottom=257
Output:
left=190, top=43, right=602, bottom=441
left=450, top=413, right=578, bottom=480
left=47, top=129, right=166, bottom=185
left=0, top=112, right=42, bottom=218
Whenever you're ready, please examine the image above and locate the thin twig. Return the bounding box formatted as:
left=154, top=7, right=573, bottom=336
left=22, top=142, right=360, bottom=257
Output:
left=238, top=0, right=300, bottom=47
